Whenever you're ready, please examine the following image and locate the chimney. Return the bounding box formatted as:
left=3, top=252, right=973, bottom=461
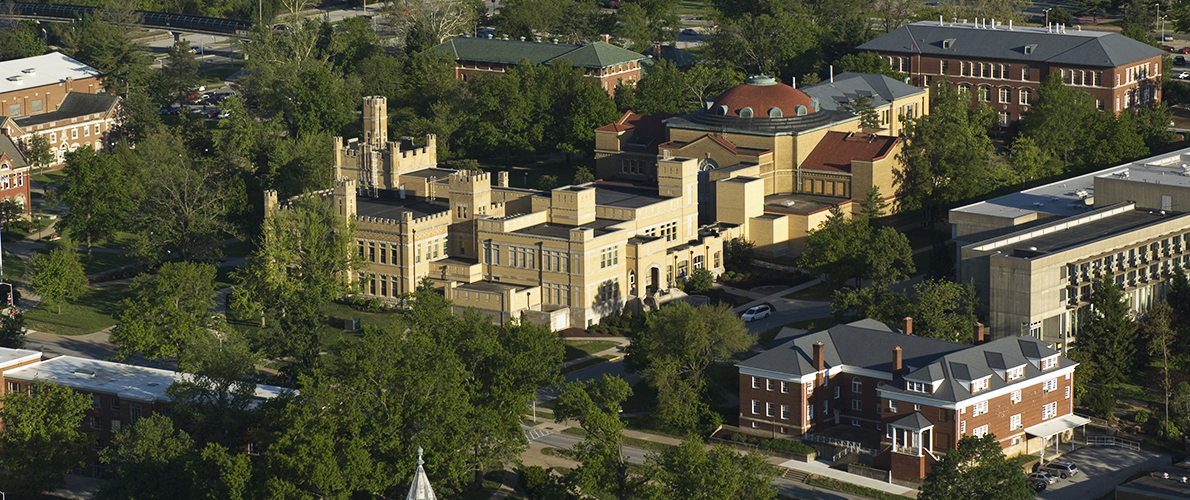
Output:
left=600, top=34, right=611, bottom=44
left=813, top=342, right=825, bottom=371
left=652, top=43, right=661, bottom=58
left=791, top=76, right=796, bottom=88
left=903, top=317, right=913, bottom=335
left=973, top=322, right=985, bottom=344
left=893, top=346, right=903, bottom=378
left=829, top=65, right=834, bottom=83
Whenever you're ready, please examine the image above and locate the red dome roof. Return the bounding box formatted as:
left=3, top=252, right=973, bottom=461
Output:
left=710, top=76, right=818, bottom=118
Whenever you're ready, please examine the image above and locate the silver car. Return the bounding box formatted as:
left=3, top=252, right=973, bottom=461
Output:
left=741, top=305, right=772, bottom=322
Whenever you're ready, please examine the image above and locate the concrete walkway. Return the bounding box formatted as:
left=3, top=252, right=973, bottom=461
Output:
left=731, top=275, right=827, bottom=314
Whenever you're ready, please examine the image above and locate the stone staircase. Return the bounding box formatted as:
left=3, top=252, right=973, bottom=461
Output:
left=781, top=468, right=811, bottom=482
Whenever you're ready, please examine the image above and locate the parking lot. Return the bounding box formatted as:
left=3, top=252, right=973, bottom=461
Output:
left=1035, top=446, right=1169, bottom=500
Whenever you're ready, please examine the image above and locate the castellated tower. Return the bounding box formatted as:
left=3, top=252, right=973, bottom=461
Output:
left=333, top=177, right=358, bottom=218
left=448, top=170, right=492, bottom=221
left=362, top=96, right=388, bottom=148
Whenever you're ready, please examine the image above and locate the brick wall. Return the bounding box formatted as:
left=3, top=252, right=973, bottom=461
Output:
left=0, top=77, right=102, bottom=119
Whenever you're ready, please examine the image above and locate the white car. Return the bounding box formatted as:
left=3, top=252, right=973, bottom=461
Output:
left=741, top=305, right=772, bottom=322
left=1178, top=72, right=1190, bottom=79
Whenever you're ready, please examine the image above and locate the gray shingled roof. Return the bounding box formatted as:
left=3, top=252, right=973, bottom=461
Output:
left=434, top=37, right=644, bottom=69
left=738, top=319, right=1076, bottom=404
left=857, top=21, right=1163, bottom=68
left=891, top=412, right=934, bottom=430
left=14, top=92, right=118, bottom=128
left=0, top=135, right=26, bottom=169
left=800, top=72, right=926, bottom=112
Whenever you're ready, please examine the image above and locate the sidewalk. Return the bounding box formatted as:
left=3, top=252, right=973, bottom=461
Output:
left=771, top=457, right=919, bottom=497
left=731, top=275, right=826, bottom=314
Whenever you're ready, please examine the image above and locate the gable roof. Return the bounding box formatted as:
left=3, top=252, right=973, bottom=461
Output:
left=595, top=111, right=674, bottom=153
left=0, top=135, right=27, bottom=169
left=799, top=131, right=898, bottom=173
left=801, top=72, right=926, bottom=112
left=14, top=92, right=119, bottom=128
left=857, top=21, right=1163, bottom=68
left=737, top=318, right=1076, bottom=404
left=658, top=134, right=771, bottom=156
left=434, top=37, right=644, bottom=69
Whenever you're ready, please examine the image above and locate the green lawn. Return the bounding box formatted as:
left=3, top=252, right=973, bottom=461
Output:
left=32, top=247, right=144, bottom=276
left=30, top=170, right=66, bottom=184
left=675, top=0, right=710, bottom=16
left=200, top=64, right=243, bottom=84
left=457, top=469, right=506, bottom=500
left=561, top=355, right=615, bottom=375
left=214, top=264, right=240, bottom=289
left=3, top=253, right=25, bottom=281
left=563, top=340, right=619, bottom=362
left=25, top=283, right=134, bottom=336
left=784, top=280, right=834, bottom=300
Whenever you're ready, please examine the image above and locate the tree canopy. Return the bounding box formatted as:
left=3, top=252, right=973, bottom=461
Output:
left=919, top=434, right=1034, bottom=500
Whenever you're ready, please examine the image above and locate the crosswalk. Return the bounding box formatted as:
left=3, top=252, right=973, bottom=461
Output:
left=523, top=426, right=552, bottom=442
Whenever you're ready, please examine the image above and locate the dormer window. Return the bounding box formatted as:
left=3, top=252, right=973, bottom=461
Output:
left=972, top=376, right=990, bottom=393
left=1024, top=44, right=1037, bottom=55
left=1041, top=355, right=1058, bottom=370
left=906, top=381, right=928, bottom=393
left=1007, top=366, right=1024, bottom=381
left=739, top=107, right=754, bottom=118
left=942, top=38, right=956, bottom=49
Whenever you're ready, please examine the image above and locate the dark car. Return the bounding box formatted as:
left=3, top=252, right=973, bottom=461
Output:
left=681, top=28, right=698, bottom=36
left=1165, top=45, right=1177, bottom=52
left=1179, top=47, right=1190, bottom=54
left=1176, top=55, right=1186, bottom=66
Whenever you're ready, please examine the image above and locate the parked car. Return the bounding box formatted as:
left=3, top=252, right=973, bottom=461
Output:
left=1029, top=478, right=1047, bottom=491
left=1179, top=47, right=1190, bottom=54
left=1026, top=471, right=1058, bottom=484
left=1164, top=45, right=1177, bottom=52
left=1177, top=71, right=1189, bottom=79
left=741, top=305, right=772, bottom=322
left=681, top=28, right=698, bottom=36
left=1042, top=461, right=1078, bottom=479
left=1176, top=55, right=1186, bottom=66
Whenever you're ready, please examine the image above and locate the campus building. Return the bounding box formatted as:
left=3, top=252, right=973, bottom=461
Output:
left=0, top=350, right=289, bottom=479
left=858, top=20, right=1165, bottom=125
left=953, top=147, right=1190, bottom=347
left=433, top=35, right=645, bottom=96
left=594, top=74, right=926, bottom=255
left=268, top=95, right=735, bottom=330
left=737, top=318, right=1082, bottom=483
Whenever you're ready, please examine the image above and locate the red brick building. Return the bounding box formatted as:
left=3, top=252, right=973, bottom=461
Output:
left=857, top=21, right=1165, bottom=126
left=434, top=35, right=644, bottom=96
left=736, top=318, right=1082, bottom=483
left=0, top=52, right=103, bottom=119
left=0, top=135, right=31, bottom=215
left=0, top=353, right=289, bottom=479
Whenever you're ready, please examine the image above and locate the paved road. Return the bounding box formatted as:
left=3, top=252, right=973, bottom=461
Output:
left=523, top=425, right=868, bottom=500
left=1036, top=446, right=1169, bottom=500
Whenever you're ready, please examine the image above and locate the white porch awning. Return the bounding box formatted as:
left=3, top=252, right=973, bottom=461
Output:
left=1024, top=414, right=1091, bottom=438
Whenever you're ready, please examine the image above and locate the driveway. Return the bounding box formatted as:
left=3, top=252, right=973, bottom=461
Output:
left=1036, top=446, right=1169, bottom=500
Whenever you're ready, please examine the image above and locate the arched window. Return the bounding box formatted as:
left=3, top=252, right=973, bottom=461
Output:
left=769, top=107, right=783, bottom=118
left=958, top=84, right=970, bottom=94
left=1019, top=88, right=1033, bottom=106
left=795, top=105, right=807, bottom=116
left=716, top=105, right=728, bottom=116
left=852, top=377, right=862, bottom=394
left=739, top=107, right=753, bottom=118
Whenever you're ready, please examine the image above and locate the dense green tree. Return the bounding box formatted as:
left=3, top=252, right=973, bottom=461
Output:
left=707, top=12, right=818, bottom=78
left=20, top=132, right=54, bottom=177
left=617, top=0, right=681, bottom=50
left=684, top=267, right=714, bottom=294
left=1077, top=273, right=1137, bottom=384
left=633, top=59, right=688, bottom=115
left=835, top=52, right=908, bottom=83
left=112, top=261, right=218, bottom=363
left=724, top=237, right=755, bottom=272
left=860, top=185, right=890, bottom=220
left=0, top=20, right=46, bottom=62
left=1167, top=266, right=1190, bottom=317
left=800, top=213, right=914, bottom=288
left=626, top=302, right=752, bottom=433
left=167, top=327, right=264, bottom=449
left=162, top=41, right=200, bottom=106
left=0, top=199, right=25, bottom=234
left=896, top=82, right=1010, bottom=221
left=0, top=381, right=90, bottom=498
left=906, top=278, right=979, bottom=343
left=57, top=146, right=139, bottom=257
left=647, top=437, right=777, bottom=500
left=63, top=14, right=159, bottom=139
left=918, top=434, right=1034, bottom=500
left=553, top=375, right=642, bottom=500
left=0, top=313, right=26, bottom=348
left=1007, top=135, right=1059, bottom=182
left=30, top=239, right=88, bottom=314
left=1144, top=303, right=1178, bottom=435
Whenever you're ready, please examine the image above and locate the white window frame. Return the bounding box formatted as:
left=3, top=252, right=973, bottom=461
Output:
left=973, top=401, right=988, bottom=416
left=1011, top=413, right=1022, bottom=430
left=852, top=377, right=862, bottom=394
left=973, top=424, right=989, bottom=437
left=1043, top=402, right=1057, bottom=420
left=752, top=400, right=760, bottom=415
left=851, top=399, right=862, bottom=411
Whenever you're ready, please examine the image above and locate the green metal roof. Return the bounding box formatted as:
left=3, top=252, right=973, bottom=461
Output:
left=435, top=37, right=644, bottom=69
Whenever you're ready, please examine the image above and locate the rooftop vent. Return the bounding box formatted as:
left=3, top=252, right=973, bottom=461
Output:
left=21, top=68, right=34, bottom=75
left=6, top=75, right=22, bottom=83
left=781, top=200, right=796, bottom=207
left=74, top=369, right=95, bottom=378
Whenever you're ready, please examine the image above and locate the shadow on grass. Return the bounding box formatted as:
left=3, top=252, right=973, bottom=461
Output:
left=25, top=283, right=135, bottom=336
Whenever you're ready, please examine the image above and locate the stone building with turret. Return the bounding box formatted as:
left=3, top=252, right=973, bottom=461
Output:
left=267, top=95, right=737, bottom=330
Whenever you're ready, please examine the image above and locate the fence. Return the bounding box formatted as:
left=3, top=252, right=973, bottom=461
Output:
left=805, top=434, right=878, bottom=462
left=1086, top=435, right=1141, bottom=451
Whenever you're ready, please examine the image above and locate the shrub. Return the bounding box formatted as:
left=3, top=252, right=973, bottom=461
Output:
left=760, top=438, right=816, bottom=455
left=685, top=268, right=713, bottom=294
left=1083, top=387, right=1116, bottom=420
left=1134, top=410, right=1150, bottom=424
left=520, top=465, right=550, bottom=491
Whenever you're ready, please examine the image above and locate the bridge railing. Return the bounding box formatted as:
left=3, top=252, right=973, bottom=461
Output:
left=12, top=2, right=248, bottom=35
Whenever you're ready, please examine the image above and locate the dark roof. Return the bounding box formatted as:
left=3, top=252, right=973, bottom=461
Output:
left=891, top=412, right=934, bottom=430
left=737, top=319, right=1076, bottom=404
left=857, top=21, right=1164, bottom=68
left=800, top=132, right=898, bottom=173
left=355, top=195, right=449, bottom=221
left=801, top=72, right=926, bottom=112
left=987, top=207, right=1170, bottom=256
left=14, top=92, right=118, bottom=128
left=434, top=37, right=644, bottom=69
left=594, top=183, right=665, bottom=209
left=0, top=135, right=27, bottom=169
left=513, top=217, right=621, bottom=239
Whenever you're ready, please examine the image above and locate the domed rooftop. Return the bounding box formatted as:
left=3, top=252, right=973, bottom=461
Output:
left=710, top=75, right=820, bottom=118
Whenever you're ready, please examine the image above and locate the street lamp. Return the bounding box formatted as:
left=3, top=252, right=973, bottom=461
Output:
left=1043, top=7, right=1052, bottom=25
left=1162, top=15, right=1168, bottom=44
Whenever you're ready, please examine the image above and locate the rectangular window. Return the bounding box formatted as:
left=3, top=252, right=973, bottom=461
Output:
left=1011, top=414, right=1022, bottom=430
left=823, top=401, right=828, bottom=415
left=1043, top=378, right=1057, bottom=393
left=906, top=381, right=928, bottom=393
left=30, top=100, right=42, bottom=113
left=111, top=399, right=120, bottom=411
left=1043, top=402, right=1058, bottom=420
left=112, top=420, right=121, bottom=431
left=888, top=400, right=898, bottom=413
left=130, top=404, right=141, bottom=424
left=780, top=381, right=788, bottom=393
left=766, top=402, right=775, bottom=417
left=973, top=425, right=989, bottom=437
left=972, top=377, right=990, bottom=392
left=999, top=87, right=1010, bottom=103
left=92, top=438, right=103, bottom=451
left=1042, top=356, right=1057, bottom=370
left=92, top=394, right=101, bottom=409
left=807, top=406, right=813, bottom=421
left=752, top=400, right=760, bottom=414
left=973, top=401, right=988, bottom=416
left=852, top=378, right=862, bottom=393
left=8, top=104, right=18, bottom=116
left=752, top=376, right=760, bottom=389
left=960, top=420, right=966, bottom=435
left=833, top=386, right=840, bottom=399
left=781, top=404, right=790, bottom=420
left=851, top=399, right=862, bottom=411
left=767, top=379, right=775, bottom=392
left=1007, top=366, right=1024, bottom=380
left=1011, top=389, right=1021, bottom=403
left=806, top=383, right=813, bottom=396
left=91, top=416, right=102, bottom=430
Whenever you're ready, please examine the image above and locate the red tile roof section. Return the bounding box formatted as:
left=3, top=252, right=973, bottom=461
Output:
left=658, top=134, right=770, bottom=156
left=800, top=132, right=899, bottom=173
left=596, top=111, right=675, bottom=153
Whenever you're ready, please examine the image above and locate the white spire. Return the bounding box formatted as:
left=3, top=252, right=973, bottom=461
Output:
left=406, top=447, right=438, bottom=500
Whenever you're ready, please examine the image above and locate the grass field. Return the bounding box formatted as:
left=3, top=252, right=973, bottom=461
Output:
left=30, top=246, right=143, bottom=277
left=3, top=253, right=25, bottom=281
left=784, top=280, right=834, bottom=300
left=25, top=283, right=134, bottom=336
left=563, top=340, right=619, bottom=362
left=675, top=0, right=710, bottom=16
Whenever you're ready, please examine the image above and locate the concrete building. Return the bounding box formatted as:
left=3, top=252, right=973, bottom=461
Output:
left=433, top=35, right=645, bottom=96
left=858, top=21, right=1164, bottom=125
left=954, top=147, right=1190, bottom=346
left=594, top=74, right=926, bottom=255
left=0, top=351, right=289, bottom=479
left=270, top=95, right=736, bottom=330
left=737, top=318, right=1083, bottom=483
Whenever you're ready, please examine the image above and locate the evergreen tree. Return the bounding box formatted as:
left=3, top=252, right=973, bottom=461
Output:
left=1077, top=273, right=1137, bottom=384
